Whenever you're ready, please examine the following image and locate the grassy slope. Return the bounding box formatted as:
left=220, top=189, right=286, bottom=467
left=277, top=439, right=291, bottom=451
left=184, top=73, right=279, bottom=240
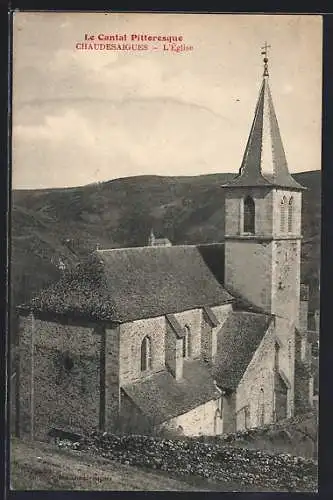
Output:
left=10, top=171, right=321, bottom=340
left=10, top=438, right=270, bottom=492
left=10, top=438, right=200, bottom=491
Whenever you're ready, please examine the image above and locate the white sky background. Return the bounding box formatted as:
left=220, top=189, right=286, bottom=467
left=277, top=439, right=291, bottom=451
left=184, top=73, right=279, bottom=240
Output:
left=12, top=13, right=322, bottom=189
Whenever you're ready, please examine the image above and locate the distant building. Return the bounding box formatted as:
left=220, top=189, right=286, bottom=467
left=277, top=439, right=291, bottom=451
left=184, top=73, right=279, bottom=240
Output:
left=148, top=228, right=172, bottom=247
left=16, top=49, right=317, bottom=441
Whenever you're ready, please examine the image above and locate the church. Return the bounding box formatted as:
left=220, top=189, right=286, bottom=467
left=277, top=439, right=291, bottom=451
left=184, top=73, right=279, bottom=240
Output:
left=16, top=50, right=316, bottom=440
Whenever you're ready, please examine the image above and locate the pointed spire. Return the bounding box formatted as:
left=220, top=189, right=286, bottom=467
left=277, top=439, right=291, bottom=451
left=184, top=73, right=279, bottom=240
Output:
left=261, top=41, right=270, bottom=78
left=224, top=44, right=305, bottom=191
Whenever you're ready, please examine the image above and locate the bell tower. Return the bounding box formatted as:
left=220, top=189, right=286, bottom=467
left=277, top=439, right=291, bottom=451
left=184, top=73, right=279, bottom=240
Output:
left=223, top=44, right=306, bottom=328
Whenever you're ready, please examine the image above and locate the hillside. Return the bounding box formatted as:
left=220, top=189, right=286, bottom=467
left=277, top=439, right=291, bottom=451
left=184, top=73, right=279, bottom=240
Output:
left=10, top=171, right=321, bottom=339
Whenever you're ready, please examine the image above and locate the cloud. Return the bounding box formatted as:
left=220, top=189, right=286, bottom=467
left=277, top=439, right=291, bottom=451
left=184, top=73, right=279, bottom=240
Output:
left=11, top=13, right=322, bottom=188
left=14, top=109, right=94, bottom=145
left=12, top=98, right=245, bottom=189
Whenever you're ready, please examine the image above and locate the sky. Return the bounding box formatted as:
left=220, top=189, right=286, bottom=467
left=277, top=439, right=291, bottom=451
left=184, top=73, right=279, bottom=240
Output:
left=12, top=13, right=322, bottom=189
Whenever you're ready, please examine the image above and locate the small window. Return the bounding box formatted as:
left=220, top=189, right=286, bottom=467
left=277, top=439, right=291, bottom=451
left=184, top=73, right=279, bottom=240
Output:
left=280, top=196, right=287, bottom=232
left=243, top=196, right=255, bottom=234
left=141, top=336, right=152, bottom=372
left=287, top=196, right=293, bottom=233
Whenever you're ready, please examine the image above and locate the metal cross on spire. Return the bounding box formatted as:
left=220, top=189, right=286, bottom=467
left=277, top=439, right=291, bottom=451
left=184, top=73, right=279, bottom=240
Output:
left=261, top=42, right=271, bottom=77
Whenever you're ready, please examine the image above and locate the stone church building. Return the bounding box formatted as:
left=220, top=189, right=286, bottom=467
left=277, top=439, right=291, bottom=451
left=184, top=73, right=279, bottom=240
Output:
left=16, top=53, right=316, bottom=440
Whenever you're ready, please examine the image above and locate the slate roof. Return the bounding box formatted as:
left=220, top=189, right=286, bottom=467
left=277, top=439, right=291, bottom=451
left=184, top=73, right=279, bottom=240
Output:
left=212, top=311, right=272, bottom=390
left=122, top=359, right=221, bottom=425
left=24, top=244, right=233, bottom=322
left=222, top=76, right=305, bottom=191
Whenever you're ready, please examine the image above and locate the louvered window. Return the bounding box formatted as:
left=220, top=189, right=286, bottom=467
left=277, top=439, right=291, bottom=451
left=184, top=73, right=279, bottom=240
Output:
left=280, top=196, right=287, bottom=232
left=287, top=196, right=293, bottom=233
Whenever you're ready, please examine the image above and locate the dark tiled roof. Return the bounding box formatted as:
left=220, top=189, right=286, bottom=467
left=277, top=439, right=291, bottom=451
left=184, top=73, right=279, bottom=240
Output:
left=26, top=244, right=233, bottom=322
left=122, top=359, right=221, bottom=425
left=222, top=78, right=305, bottom=191
left=212, top=311, right=272, bottom=390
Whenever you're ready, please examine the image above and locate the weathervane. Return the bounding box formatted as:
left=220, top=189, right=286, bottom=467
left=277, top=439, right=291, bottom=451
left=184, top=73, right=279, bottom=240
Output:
left=261, top=41, right=271, bottom=77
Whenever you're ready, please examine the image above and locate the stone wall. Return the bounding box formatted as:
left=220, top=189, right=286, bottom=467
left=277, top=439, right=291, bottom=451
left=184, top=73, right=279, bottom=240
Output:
left=224, top=187, right=301, bottom=238
left=119, top=316, right=166, bottom=385
left=18, top=314, right=103, bottom=440
left=271, top=239, right=301, bottom=326
left=222, top=393, right=236, bottom=434
left=105, top=325, right=121, bottom=431
left=236, top=316, right=295, bottom=430
left=225, top=240, right=273, bottom=312
left=160, top=398, right=222, bottom=436
left=119, top=305, right=232, bottom=385
left=173, top=309, right=202, bottom=359
left=224, top=186, right=302, bottom=325
left=224, top=188, right=274, bottom=236
left=237, top=320, right=275, bottom=429
left=17, top=304, right=236, bottom=440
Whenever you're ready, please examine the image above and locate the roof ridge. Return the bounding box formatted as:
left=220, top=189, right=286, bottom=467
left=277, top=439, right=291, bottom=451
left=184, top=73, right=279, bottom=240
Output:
left=24, top=244, right=231, bottom=322
left=97, top=244, right=198, bottom=253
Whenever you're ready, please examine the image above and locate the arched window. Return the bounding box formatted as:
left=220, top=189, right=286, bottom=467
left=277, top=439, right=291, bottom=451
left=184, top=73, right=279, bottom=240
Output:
left=280, top=196, right=287, bottom=232
left=141, top=336, right=152, bottom=372
left=243, top=196, right=255, bottom=234
left=287, top=196, right=293, bottom=233
left=182, top=325, right=191, bottom=358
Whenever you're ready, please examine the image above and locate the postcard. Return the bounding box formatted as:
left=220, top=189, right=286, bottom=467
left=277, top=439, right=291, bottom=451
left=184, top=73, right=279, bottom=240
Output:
left=10, top=12, right=321, bottom=492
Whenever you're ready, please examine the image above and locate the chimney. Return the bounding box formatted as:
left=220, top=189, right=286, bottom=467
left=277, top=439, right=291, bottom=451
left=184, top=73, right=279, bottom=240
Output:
left=299, top=284, right=309, bottom=331
left=165, top=314, right=184, bottom=380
